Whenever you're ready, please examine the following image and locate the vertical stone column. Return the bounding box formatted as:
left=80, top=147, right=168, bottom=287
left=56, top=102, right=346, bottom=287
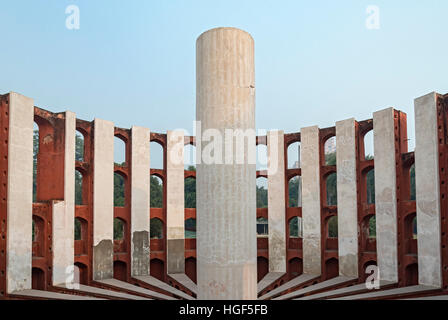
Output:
left=130, top=126, right=151, bottom=277
left=300, top=125, right=321, bottom=276
left=6, top=92, right=34, bottom=293
left=336, top=118, right=358, bottom=278
left=166, top=130, right=185, bottom=274
left=52, top=111, right=76, bottom=286
left=373, top=108, right=398, bottom=283
left=92, top=118, right=114, bottom=280
left=196, top=27, right=257, bottom=300
left=414, top=92, right=442, bottom=288
left=267, top=130, right=286, bottom=273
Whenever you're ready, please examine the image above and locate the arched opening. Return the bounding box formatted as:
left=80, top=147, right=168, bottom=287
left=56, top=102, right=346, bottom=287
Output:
left=405, top=213, right=417, bottom=255
left=33, top=122, right=39, bottom=202
left=288, top=176, right=302, bottom=208
left=256, top=217, right=268, bottom=237
left=289, top=216, right=303, bottom=238
left=413, top=216, right=417, bottom=239
left=410, top=164, right=416, bottom=201
left=150, top=218, right=163, bottom=239
left=405, top=263, right=419, bottom=286
left=74, top=217, right=88, bottom=241
left=114, top=136, right=126, bottom=166
left=362, top=260, right=377, bottom=282
left=185, top=218, right=196, bottom=239
left=114, top=172, right=126, bottom=207
left=74, top=262, right=88, bottom=285
left=114, top=218, right=126, bottom=253
left=150, top=141, right=164, bottom=170
left=150, top=259, right=164, bottom=281
left=74, top=218, right=82, bottom=241
left=185, top=177, right=196, bottom=209
left=114, top=218, right=125, bottom=241
left=287, top=141, right=301, bottom=169
left=364, top=130, right=374, bottom=160
left=368, top=215, right=376, bottom=239
left=75, top=130, right=85, bottom=162
left=325, top=173, right=337, bottom=206
left=257, top=256, right=269, bottom=282
left=324, top=136, right=336, bottom=165
left=362, top=215, right=376, bottom=253
left=32, top=215, right=44, bottom=257
left=256, top=144, right=268, bottom=171
left=150, top=175, right=163, bottom=208
left=327, top=216, right=338, bottom=238
left=288, top=258, right=303, bottom=280
left=113, top=260, right=127, bottom=281
left=75, top=169, right=84, bottom=205
left=256, top=177, right=268, bottom=208
left=184, top=144, right=196, bottom=170
left=185, top=257, right=197, bottom=283
left=32, top=267, right=45, bottom=290
left=74, top=217, right=88, bottom=255
left=325, top=258, right=339, bottom=280
left=366, top=168, right=375, bottom=204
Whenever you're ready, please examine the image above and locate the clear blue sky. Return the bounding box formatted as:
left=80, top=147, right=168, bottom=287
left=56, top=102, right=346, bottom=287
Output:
left=1, top=0, right=447, bottom=158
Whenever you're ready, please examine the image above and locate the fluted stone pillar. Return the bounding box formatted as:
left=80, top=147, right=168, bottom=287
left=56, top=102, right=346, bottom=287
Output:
left=196, top=27, right=257, bottom=300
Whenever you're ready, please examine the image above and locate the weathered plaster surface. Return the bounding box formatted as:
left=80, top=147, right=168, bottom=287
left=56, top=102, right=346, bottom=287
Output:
left=336, top=118, right=358, bottom=277
left=373, top=108, right=398, bottom=283
left=130, top=126, right=151, bottom=276
left=300, top=125, right=321, bottom=275
left=93, top=240, right=113, bottom=280
left=414, top=92, right=442, bottom=287
left=196, top=27, right=257, bottom=300
left=93, top=118, right=114, bottom=280
left=6, top=92, right=34, bottom=293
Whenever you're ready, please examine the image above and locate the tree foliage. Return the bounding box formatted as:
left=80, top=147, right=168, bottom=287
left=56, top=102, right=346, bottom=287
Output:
left=31, top=134, right=417, bottom=243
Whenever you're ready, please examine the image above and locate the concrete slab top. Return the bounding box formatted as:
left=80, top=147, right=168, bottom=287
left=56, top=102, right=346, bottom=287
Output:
left=11, top=289, right=103, bottom=300
left=331, top=285, right=439, bottom=300
left=257, top=272, right=286, bottom=294
left=56, top=284, right=149, bottom=300
left=168, top=273, right=198, bottom=294
left=133, top=275, right=195, bottom=300
left=258, top=274, right=320, bottom=300
left=97, top=278, right=177, bottom=300
left=273, top=276, right=357, bottom=300
left=402, top=295, right=448, bottom=300
left=297, top=280, right=396, bottom=300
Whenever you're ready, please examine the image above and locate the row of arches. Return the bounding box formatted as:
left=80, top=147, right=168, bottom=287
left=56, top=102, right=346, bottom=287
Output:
left=285, top=131, right=374, bottom=169
left=73, top=217, right=197, bottom=241
left=72, top=131, right=373, bottom=170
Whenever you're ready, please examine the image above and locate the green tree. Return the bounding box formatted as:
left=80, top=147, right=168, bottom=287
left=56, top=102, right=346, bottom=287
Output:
left=75, top=133, right=84, bottom=161
left=114, top=218, right=124, bottom=240
left=256, top=185, right=268, bottom=208
left=185, top=166, right=196, bottom=208
left=114, top=173, right=125, bottom=207
left=288, top=177, right=299, bottom=207
left=150, top=176, right=163, bottom=208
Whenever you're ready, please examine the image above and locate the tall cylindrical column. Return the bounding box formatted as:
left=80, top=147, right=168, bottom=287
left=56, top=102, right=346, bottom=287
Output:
left=196, top=27, right=257, bottom=300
